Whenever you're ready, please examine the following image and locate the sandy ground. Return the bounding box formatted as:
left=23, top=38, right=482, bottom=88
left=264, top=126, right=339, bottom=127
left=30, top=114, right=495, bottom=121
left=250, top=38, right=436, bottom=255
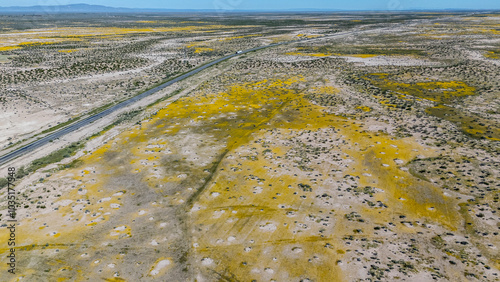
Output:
left=0, top=36, right=215, bottom=151
left=0, top=59, right=225, bottom=173
left=0, top=13, right=499, bottom=281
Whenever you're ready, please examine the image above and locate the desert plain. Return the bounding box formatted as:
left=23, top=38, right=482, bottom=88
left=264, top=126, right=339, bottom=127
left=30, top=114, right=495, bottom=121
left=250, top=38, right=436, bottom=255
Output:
left=0, top=11, right=499, bottom=281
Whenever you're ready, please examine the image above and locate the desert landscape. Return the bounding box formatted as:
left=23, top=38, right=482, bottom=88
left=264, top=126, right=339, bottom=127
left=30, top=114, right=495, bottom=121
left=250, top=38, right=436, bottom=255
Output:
left=0, top=9, right=499, bottom=282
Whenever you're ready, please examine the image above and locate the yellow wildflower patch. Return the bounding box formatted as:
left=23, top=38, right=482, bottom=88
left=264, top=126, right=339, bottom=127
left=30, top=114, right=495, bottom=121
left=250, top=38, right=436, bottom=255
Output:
left=0, top=46, right=21, bottom=52
left=58, top=49, right=78, bottom=53
left=485, top=50, right=500, bottom=59
left=193, top=47, right=214, bottom=53
left=366, top=74, right=476, bottom=104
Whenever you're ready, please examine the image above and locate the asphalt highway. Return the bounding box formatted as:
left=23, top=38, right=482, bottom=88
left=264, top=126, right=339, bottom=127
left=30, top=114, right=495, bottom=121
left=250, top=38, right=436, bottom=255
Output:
left=0, top=24, right=415, bottom=166
left=0, top=42, right=288, bottom=165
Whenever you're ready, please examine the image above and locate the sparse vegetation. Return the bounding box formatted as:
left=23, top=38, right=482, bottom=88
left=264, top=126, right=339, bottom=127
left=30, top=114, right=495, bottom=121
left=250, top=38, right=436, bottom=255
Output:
left=1, top=11, right=499, bottom=282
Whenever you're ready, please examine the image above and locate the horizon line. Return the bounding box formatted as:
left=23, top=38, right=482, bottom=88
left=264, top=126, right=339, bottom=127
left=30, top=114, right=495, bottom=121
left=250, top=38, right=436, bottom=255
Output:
left=0, top=3, right=499, bottom=12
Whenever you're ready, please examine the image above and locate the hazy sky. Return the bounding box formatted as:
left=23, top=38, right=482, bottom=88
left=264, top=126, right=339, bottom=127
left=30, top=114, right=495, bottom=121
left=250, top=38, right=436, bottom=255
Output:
left=1, top=0, right=500, bottom=10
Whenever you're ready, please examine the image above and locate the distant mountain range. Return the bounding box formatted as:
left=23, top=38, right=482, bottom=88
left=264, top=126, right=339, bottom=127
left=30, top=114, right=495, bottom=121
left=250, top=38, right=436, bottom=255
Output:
left=0, top=4, right=241, bottom=13
left=0, top=3, right=495, bottom=13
